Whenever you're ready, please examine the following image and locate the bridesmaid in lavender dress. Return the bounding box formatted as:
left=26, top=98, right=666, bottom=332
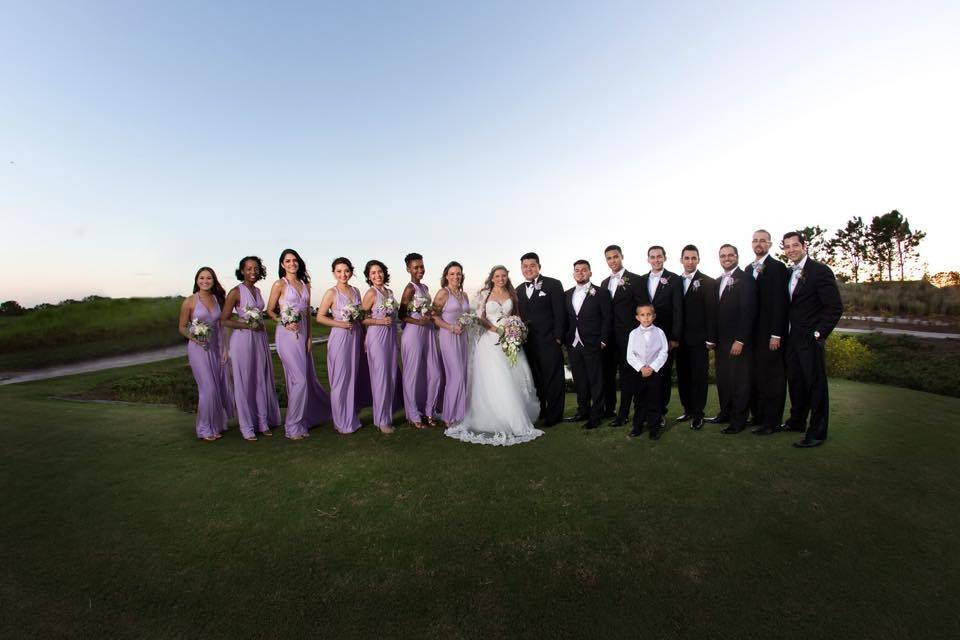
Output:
left=267, top=249, right=332, bottom=440
left=316, top=257, right=366, bottom=434
left=433, top=261, right=469, bottom=428
left=399, top=252, right=443, bottom=429
left=360, top=259, right=402, bottom=434
left=220, top=256, right=281, bottom=441
left=178, top=267, right=233, bottom=441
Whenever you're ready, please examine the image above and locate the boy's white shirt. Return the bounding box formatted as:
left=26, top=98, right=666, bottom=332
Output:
left=626, top=324, right=669, bottom=373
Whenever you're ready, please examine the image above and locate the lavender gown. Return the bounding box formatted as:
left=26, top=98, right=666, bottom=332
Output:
left=229, top=284, right=282, bottom=438
left=401, top=282, right=443, bottom=423
left=438, top=287, right=469, bottom=424
left=327, top=286, right=365, bottom=433
left=365, top=287, right=402, bottom=427
left=275, top=280, right=331, bottom=438
left=187, top=296, right=233, bottom=439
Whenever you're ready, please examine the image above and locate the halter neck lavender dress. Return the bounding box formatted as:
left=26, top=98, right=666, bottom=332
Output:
left=229, top=284, right=282, bottom=438
left=187, top=295, right=233, bottom=439
left=364, top=287, right=403, bottom=427
left=327, top=286, right=366, bottom=433
left=438, top=287, right=469, bottom=424
left=275, top=280, right=331, bottom=438
left=400, top=281, right=443, bottom=424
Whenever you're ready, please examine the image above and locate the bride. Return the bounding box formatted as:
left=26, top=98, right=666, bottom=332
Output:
left=444, top=265, right=544, bottom=446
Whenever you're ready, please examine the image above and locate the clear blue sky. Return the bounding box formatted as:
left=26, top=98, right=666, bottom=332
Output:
left=2, top=1, right=958, bottom=305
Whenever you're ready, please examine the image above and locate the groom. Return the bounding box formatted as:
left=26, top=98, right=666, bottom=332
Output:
left=516, top=252, right=567, bottom=427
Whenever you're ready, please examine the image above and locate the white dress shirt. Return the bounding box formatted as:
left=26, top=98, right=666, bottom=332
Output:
left=647, top=270, right=663, bottom=301
left=751, top=254, right=768, bottom=279
left=682, top=271, right=696, bottom=294
left=525, top=277, right=540, bottom=298
left=626, top=324, right=669, bottom=373
left=718, top=269, right=735, bottom=298
left=571, top=282, right=591, bottom=346
left=608, top=269, right=624, bottom=296
left=788, top=256, right=808, bottom=297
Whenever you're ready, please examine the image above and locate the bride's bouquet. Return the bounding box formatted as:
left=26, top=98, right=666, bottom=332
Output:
left=188, top=318, right=212, bottom=350
left=496, top=316, right=528, bottom=367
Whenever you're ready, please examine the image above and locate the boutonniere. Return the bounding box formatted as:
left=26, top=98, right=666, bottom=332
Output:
left=588, top=287, right=597, bottom=296
left=755, top=263, right=766, bottom=275
left=618, top=276, right=631, bottom=288
left=532, top=280, right=543, bottom=291
left=659, top=277, right=669, bottom=286
left=727, top=276, right=737, bottom=288
left=691, top=280, right=701, bottom=291
left=796, top=271, right=806, bottom=282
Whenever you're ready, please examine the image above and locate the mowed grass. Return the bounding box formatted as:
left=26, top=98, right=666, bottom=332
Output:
left=2, top=366, right=959, bottom=639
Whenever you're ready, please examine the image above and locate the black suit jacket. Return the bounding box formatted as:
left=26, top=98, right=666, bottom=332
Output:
left=516, top=275, right=566, bottom=343
left=787, top=258, right=843, bottom=341
left=744, top=255, right=789, bottom=341
left=564, top=284, right=612, bottom=349
left=639, top=269, right=684, bottom=343
left=599, top=270, right=645, bottom=342
left=716, top=267, right=757, bottom=345
left=681, top=271, right=717, bottom=346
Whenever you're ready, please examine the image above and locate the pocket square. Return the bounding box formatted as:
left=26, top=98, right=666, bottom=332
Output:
left=538, top=291, right=547, bottom=297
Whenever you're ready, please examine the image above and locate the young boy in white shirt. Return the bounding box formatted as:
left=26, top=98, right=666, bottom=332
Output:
left=626, top=304, right=670, bottom=440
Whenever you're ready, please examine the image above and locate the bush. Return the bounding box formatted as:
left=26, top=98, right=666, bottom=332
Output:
left=826, top=334, right=874, bottom=378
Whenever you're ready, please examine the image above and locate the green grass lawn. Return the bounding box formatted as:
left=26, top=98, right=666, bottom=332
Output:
left=2, top=364, right=959, bottom=639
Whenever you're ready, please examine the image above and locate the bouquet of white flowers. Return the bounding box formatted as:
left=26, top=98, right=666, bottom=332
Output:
left=241, top=305, right=264, bottom=329
left=458, top=311, right=479, bottom=328
left=340, top=303, right=364, bottom=322
left=496, top=316, right=529, bottom=367
left=378, top=296, right=400, bottom=317
left=280, top=305, right=302, bottom=337
left=188, top=318, right=212, bottom=350
left=407, top=294, right=432, bottom=317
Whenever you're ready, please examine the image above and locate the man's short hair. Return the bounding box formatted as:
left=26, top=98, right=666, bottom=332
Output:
left=636, top=303, right=656, bottom=314
left=648, top=245, right=666, bottom=257
left=573, top=259, right=591, bottom=269
left=681, top=244, right=699, bottom=256
left=520, top=252, right=540, bottom=264
left=604, top=244, right=622, bottom=256
left=754, top=229, right=772, bottom=241
left=719, top=243, right=739, bottom=256
left=782, top=230, right=807, bottom=245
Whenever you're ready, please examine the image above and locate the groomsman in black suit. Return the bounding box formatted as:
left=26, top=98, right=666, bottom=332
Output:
left=780, top=231, right=843, bottom=448
left=675, top=245, right=717, bottom=431
left=563, top=259, right=612, bottom=429
left=639, top=246, right=683, bottom=420
left=708, top=244, right=757, bottom=434
left=599, top=245, right=646, bottom=426
left=516, top=252, right=567, bottom=427
left=744, top=229, right=790, bottom=436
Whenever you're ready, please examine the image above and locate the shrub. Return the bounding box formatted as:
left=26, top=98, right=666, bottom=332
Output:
left=825, top=334, right=873, bottom=378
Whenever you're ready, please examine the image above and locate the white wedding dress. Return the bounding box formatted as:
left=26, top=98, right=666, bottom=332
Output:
left=444, top=297, right=544, bottom=446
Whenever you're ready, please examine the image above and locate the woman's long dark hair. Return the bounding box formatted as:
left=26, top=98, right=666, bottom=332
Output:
left=440, top=261, right=464, bottom=289
left=278, top=248, right=310, bottom=284
left=193, top=267, right=227, bottom=308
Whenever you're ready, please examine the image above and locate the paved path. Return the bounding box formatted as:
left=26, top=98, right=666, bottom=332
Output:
left=836, top=327, right=959, bottom=340
left=0, top=338, right=328, bottom=386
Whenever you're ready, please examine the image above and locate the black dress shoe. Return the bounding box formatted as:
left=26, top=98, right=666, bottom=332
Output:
left=564, top=414, right=588, bottom=423
left=628, top=427, right=643, bottom=437
left=601, top=411, right=617, bottom=419
left=705, top=415, right=729, bottom=424
left=609, top=418, right=627, bottom=427
left=752, top=425, right=777, bottom=436
left=690, top=417, right=704, bottom=430
left=720, top=426, right=743, bottom=434
left=582, top=420, right=600, bottom=430
left=793, top=438, right=824, bottom=448
left=675, top=413, right=691, bottom=422
left=649, top=427, right=662, bottom=441
left=658, top=417, right=666, bottom=429
left=778, top=423, right=805, bottom=433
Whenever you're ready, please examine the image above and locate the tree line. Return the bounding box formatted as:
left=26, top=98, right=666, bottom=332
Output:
left=787, top=210, right=926, bottom=283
